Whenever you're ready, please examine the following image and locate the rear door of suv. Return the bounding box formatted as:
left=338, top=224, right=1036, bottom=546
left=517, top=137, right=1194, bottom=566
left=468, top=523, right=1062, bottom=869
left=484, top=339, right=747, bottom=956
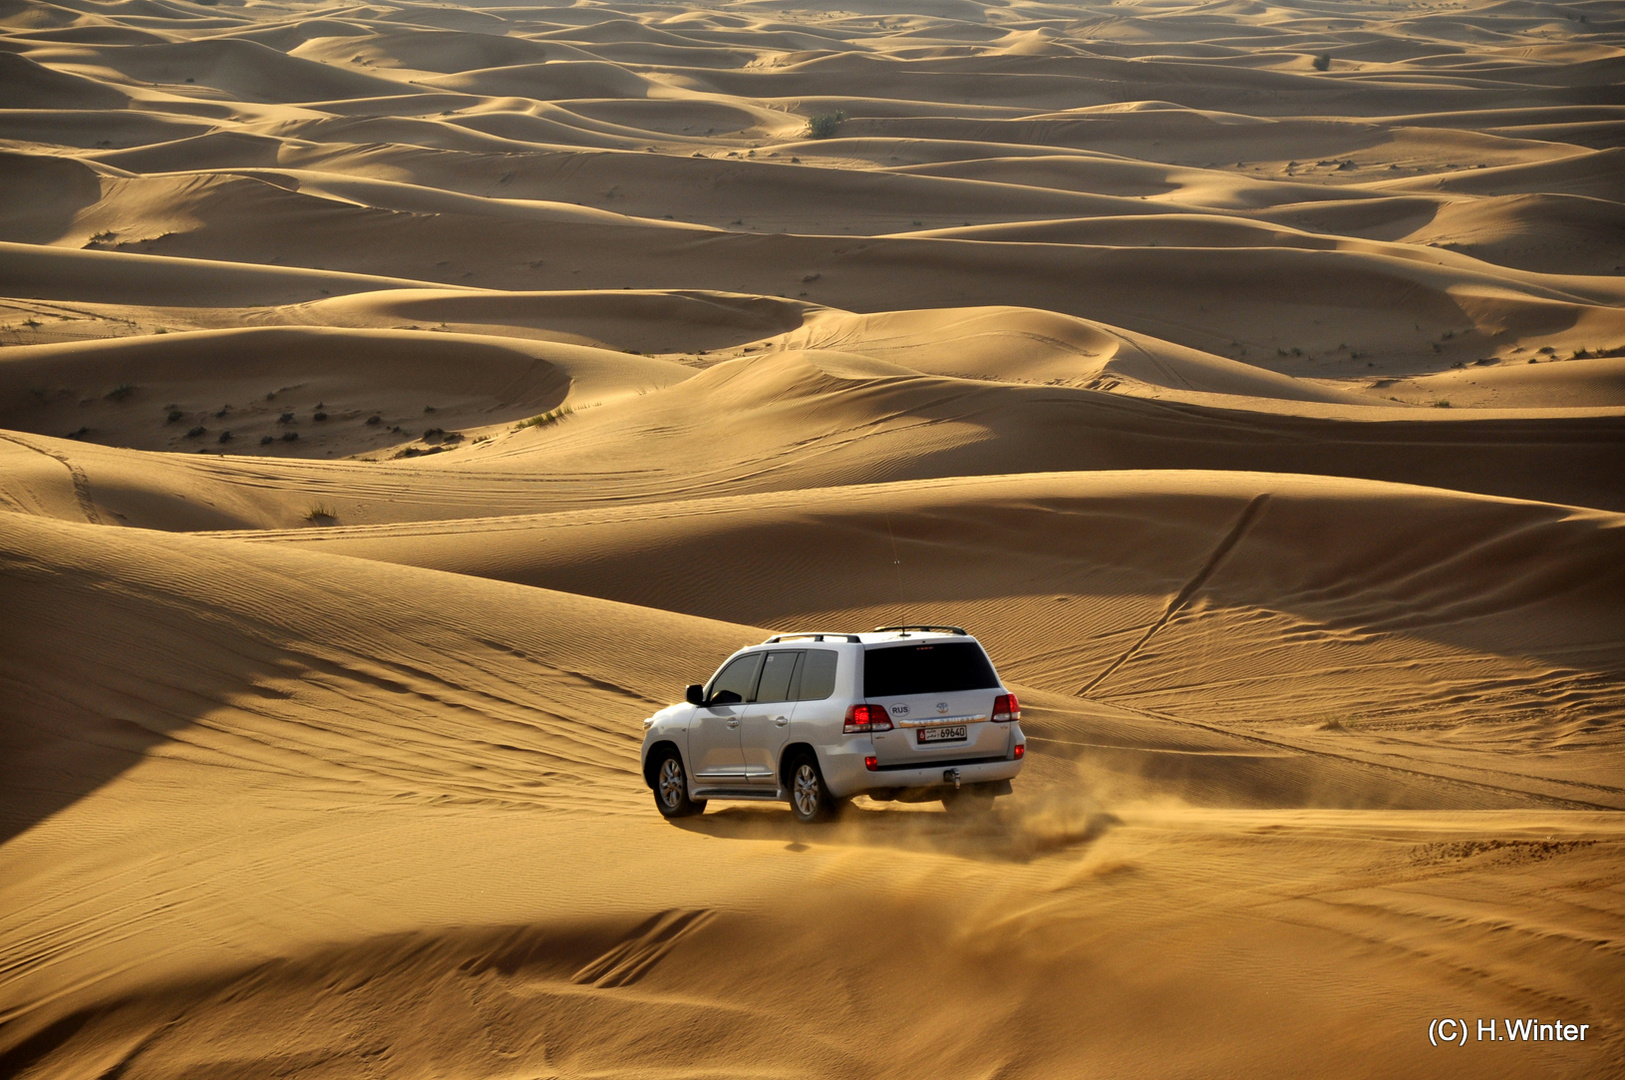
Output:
left=740, top=647, right=843, bottom=787
left=863, top=640, right=1011, bottom=768
left=738, top=649, right=798, bottom=785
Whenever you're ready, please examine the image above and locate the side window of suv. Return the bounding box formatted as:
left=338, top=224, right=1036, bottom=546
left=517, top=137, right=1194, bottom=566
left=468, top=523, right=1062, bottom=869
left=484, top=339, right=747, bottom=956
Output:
left=707, top=653, right=763, bottom=705
left=755, top=651, right=799, bottom=703
left=793, top=649, right=839, bottom=701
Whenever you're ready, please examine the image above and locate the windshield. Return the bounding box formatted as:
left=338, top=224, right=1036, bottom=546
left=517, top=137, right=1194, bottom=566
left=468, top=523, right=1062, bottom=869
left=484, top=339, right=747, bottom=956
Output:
left=863, top=641, right=998, bottom=697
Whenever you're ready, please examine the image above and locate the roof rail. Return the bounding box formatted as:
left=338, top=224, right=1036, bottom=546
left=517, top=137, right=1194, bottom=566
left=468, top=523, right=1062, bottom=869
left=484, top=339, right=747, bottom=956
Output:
left=871, top=625, right=969, bottom=636
left=763, top=631, right=863, bottom=644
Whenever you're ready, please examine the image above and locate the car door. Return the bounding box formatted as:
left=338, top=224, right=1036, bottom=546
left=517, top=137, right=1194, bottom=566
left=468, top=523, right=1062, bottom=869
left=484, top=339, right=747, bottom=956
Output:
left=688, top=653, right=762, bottom=783
left=784, top=647, right=842, bottom=753
left=739, top=650, right=799, bottom=785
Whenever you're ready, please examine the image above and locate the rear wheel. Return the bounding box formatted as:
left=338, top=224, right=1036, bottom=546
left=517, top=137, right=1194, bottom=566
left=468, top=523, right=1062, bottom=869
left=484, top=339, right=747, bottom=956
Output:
left=788, top=752, right=839, bottom=824
left=653, top=749, right=705, bottom=818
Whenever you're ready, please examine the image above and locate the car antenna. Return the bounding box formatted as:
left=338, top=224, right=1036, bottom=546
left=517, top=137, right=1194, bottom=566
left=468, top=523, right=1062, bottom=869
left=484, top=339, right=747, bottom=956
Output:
left=885, top=512, right=905, bottom=626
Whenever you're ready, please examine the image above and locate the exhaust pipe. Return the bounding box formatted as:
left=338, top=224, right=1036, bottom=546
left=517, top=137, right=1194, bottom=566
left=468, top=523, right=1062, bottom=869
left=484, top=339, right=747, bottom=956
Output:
left=944, top=767, right=961, bottom=790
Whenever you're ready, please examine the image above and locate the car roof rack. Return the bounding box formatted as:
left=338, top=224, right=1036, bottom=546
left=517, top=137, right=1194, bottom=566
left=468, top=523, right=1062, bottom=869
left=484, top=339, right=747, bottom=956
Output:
left=762, top=631, right=863, bottom=644
left=871, top=625, right=969, bottom=636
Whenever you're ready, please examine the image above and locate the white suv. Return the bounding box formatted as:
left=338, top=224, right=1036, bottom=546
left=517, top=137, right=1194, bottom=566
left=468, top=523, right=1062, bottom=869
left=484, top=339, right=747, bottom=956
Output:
left=640, top=626, right=1026, bottom=822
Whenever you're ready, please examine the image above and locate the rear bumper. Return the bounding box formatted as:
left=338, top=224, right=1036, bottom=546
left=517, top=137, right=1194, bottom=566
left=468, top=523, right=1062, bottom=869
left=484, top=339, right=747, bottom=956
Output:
left=819, top=736, right=1024, bottom=800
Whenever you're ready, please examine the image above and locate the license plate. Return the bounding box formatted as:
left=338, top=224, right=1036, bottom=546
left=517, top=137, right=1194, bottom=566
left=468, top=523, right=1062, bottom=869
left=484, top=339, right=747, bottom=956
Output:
left=918, top=725, right=968, bottom=744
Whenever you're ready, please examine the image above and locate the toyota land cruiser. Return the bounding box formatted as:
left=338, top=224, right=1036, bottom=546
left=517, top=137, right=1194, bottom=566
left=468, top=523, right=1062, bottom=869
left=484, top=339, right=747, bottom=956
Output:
left=640, top=626, right=1025, bottom=822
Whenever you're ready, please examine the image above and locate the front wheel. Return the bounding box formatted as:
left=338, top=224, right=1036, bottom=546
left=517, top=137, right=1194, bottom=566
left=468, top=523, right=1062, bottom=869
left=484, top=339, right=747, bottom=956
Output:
left=788, top=752, right=839, bottom=824
left=653, top=749, right=705, bottom=818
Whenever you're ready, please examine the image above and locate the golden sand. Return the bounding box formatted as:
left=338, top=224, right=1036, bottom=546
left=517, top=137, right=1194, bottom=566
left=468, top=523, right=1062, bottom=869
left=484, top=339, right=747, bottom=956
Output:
left=1, top=0, right=1621, bottom=1074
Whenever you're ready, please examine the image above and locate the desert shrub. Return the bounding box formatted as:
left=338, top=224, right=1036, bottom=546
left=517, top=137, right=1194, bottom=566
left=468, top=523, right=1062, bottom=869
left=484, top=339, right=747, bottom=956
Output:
left=106, top=383, right=136, bottom=402
left=806, top=111, right=846, bottom=139
left=1313, top=53, right=1331, bottom=71
left=305, top=502, right=336, bottom=522
left=514, top=404, right=572, bottom=430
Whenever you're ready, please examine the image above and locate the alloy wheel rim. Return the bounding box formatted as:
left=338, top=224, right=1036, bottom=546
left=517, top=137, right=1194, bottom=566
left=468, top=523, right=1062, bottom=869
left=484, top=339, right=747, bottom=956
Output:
left=793, top=764, right=819, bottom=816
left=659, top=758, right=683, bottom=807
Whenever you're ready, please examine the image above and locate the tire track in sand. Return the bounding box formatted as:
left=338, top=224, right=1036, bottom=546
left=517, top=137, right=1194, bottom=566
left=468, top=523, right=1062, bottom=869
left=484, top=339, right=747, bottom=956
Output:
left=1079, top=493, right=1268, bottom=697
left=0, top=433, right=104, bottom=525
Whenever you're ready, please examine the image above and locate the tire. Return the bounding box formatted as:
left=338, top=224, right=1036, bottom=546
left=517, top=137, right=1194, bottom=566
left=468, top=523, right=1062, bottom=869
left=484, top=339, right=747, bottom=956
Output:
left=788, top=751, right=839, bottom=824
left=652, top=748, right=705, bottom=818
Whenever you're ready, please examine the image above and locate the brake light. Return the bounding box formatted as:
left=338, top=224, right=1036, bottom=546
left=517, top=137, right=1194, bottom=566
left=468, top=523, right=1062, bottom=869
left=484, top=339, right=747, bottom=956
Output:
left=1013, top=743, right=1025, bottom=759
left=992, top=693, right=1020, bottom=722
left=864, top=755, right=878, bottom=771
left=844, top=704, right=893, bottom=733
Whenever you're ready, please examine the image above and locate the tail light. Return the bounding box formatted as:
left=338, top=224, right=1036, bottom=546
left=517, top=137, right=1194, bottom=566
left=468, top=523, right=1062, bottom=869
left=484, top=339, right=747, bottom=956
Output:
left=864, top=755, right=878, bottom=771
left=844, top=704, right=893, bottom=733
left=1013, top=743, right=1025, bottom=759
left=991, top=693, right=1021, bottom=722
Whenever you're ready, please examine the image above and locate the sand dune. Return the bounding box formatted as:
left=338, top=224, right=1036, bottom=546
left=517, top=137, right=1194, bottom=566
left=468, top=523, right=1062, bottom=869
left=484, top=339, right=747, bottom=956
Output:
left=776, top=304, right=1376, bottom=400
left=233, top=471, right=1625, bottom=779
left=3, top=0, right=1623, bottom=1074
left=1400, top=192, right=1625, bottom=275
left=0, top=49, right=127, bottom=109
left=303, top=287, right=814, bottom=352
left=54, top=37, right=420, bottom=103
left=19, top=206, right=1623, bottom=369
left=0, top=325, right=588, bottom=455
left=0, top=239, right=444, bottom=305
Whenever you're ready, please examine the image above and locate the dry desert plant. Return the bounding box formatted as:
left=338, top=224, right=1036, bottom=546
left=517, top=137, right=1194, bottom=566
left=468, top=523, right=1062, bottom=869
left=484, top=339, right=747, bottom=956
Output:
left=514, top=404, right=573, bottom=430
left=806, top=111, right=846, bottom=138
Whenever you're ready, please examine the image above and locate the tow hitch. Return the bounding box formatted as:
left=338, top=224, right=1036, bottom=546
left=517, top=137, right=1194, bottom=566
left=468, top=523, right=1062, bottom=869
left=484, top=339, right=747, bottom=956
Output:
left=944, top=767, right=961, bottom=790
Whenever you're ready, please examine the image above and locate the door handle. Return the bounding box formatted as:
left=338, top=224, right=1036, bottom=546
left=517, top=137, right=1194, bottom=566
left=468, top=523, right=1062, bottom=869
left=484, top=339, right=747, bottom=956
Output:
left=774, top=717, right=789, bottom=726
left=727, top=719, right=740, bottom=728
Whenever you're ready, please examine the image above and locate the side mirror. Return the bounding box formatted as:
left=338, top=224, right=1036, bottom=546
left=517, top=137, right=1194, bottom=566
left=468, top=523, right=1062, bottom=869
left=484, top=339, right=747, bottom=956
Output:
left=685, top=684, right=704, bottom=706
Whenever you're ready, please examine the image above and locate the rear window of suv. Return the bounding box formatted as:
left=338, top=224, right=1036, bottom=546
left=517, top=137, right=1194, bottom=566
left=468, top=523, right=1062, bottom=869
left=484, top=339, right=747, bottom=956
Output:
left=863, top=641, right=999, bottom=697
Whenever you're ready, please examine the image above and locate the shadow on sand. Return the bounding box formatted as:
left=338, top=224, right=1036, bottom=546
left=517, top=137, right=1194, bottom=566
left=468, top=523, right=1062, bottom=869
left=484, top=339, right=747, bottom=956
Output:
left=672, top=798, right=1122, bottom=864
